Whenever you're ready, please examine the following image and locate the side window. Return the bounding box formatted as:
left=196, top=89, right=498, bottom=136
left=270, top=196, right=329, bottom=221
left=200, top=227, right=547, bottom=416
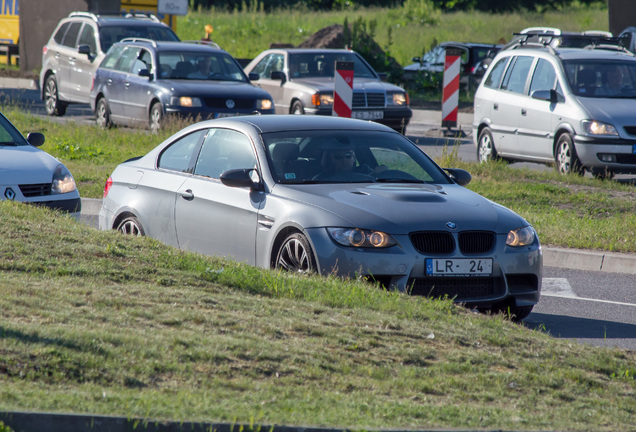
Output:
left=194, top=129, right=256, bottom=179
left=250, top=54, right=275, bottom=77
left=53, top=22, right=70, bottom=44
left=529, top=58, right=557, bottom=94
left=101, top=45, right=125, bottom=69
left=132, top=49, right=152, bottom=74
left=483, top=57, right=510, bottom=89
left=501, top=56, right=534, bottom=94
left=157, top=130, right=206, bottom=173
left=251, top=54, right=283, bottom=79
left=78, top=24, right=97, bottom=56
left=115, top=47, right=142, bottom=73
left=61, top=22, right=82, bottom=48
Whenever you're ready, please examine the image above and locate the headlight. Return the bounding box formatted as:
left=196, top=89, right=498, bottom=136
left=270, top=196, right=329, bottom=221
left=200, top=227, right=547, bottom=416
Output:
left=506, top=226, right=536, bottom=247
left=171, top=97, right=202, bottom=107
left=328, top=227, right=397, bottom=248
left=257, top=99, right=273, bottom=110
left=52, top=164, right=77, bottom=194
left=581, top=120, right=618, bottom=136
left=388, top=92, right=408, bottom=106
left=312, top=93, right=333, bottom=107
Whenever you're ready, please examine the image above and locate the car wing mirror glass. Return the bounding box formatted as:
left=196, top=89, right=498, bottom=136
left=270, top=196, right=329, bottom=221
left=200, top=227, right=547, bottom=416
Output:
left=270, top=70, right=286, bottom=82
left=27, top=132, right=45, bottom=147
left=444, top=168, right=471, bottom=186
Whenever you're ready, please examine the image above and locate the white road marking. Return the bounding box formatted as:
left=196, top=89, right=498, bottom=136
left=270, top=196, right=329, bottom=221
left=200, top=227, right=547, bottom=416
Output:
left=541, top=278, right=636, bottom=308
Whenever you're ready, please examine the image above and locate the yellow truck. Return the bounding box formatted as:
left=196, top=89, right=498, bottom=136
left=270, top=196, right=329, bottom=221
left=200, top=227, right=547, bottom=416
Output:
left=0, top=0, right=19, bottom=64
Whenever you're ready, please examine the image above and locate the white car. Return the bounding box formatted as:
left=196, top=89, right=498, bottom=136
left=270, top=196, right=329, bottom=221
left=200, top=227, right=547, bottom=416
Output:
left=0, top=112, right=81, bottom=217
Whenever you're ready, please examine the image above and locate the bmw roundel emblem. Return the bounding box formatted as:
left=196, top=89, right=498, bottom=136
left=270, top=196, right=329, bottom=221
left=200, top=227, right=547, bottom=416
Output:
left=225, top=99, right=235, bottom=109
left=446, top=221, right=457, bottom=229
left=4, top=187, right=15, bottom=200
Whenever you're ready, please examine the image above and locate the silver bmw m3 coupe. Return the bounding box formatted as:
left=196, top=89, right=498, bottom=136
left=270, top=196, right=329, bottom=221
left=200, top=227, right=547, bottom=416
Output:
left=100, top=115, right=542, bottom=320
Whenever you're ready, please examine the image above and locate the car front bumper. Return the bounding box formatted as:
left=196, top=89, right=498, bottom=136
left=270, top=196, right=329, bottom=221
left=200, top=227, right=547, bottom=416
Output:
left=305, top=227, right=542, bottom=309
left=574, top=136, right=636, bottom=174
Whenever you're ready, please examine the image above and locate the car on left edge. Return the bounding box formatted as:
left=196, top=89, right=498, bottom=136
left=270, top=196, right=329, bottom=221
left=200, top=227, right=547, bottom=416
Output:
left=0, top=111, right=81, bottom=218
left=99, top=115, right=542, bottom=321
left=90, top=39, right=275, bottom=131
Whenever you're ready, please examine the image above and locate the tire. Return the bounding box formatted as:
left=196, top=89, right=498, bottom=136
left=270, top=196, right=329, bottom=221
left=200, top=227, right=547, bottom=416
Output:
left=149, top=102, right=163, bottom=133
left=44, top=75, right=67, bottom=116
left=477, top=127, right=499, bottom=163
left=291, top=101, right=305, bottom=115
left=555, top=133, right=583, bottom=175
left=95, top=98, right=112, bottom=129
left=117, top=216, right=145, bottom=237
left=274, top=232, right=316, bottom=273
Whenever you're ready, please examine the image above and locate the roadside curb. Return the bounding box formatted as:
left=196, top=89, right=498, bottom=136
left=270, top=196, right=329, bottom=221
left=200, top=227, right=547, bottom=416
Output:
left=0, top=77, right=38, bottom=90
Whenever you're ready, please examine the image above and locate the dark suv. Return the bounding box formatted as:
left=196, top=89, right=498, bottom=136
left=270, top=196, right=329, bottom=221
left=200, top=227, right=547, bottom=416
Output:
left=40, top=12, right=179, bottom=116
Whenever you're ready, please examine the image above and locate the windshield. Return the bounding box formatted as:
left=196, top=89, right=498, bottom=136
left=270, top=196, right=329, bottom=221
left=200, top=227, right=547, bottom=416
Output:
left=158, top=52, right=248, bottom=81
left=564, top=59, right=636, bottom=98
left=264, top=130, right=451, bottom=185
left=0, top=113, right=27, bottom=147
left=99, top=25, right=179, bottom=52
left=288, top=52, right=377, bottom=79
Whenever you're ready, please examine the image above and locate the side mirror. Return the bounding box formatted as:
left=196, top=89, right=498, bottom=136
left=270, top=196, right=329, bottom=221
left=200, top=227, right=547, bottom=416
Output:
left=248, top=72, right=260, bottom=81
left=412, top=57, right=421, bottom=63
left=531, top=89, right=559, bottom=104
left=220, top=168, right=261, bottom=189
left=377, top=72, right=388, bottom=81
left=27, top=132, right=45, bottom=147
left=270, top=70, right=286, bottom=82
left=444, top=168, right=472, bottom=186
left=138, top=69, right=151, bottom=78
left=78, top=45, right=91, bottom=56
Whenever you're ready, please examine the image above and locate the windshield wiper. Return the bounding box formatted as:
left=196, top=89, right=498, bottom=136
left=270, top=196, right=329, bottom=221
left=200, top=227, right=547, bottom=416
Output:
left=0, top=142, right=18, bottom=146
left=374, top=178, right=426, bottom=183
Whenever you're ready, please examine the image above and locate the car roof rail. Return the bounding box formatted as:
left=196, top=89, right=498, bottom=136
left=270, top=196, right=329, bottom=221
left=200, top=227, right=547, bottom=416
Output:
left=184, top=40, right=222, bottom=49
left=69, top=11, right=99, bottom=22
left=519, top=27, right=562, bottom=36
left=122, top=12, right=161, bottom=22
left=510, top=40, right=558, bottom=55
left=120, top=37, right=158, bottom=47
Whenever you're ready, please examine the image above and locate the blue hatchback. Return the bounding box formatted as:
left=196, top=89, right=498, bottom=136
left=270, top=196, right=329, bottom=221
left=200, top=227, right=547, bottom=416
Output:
left=90, top=39, right=275, bottom=131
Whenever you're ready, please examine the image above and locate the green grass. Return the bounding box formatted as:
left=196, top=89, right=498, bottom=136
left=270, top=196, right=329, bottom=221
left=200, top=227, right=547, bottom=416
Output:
left=0, top=201, right=634, bottom=431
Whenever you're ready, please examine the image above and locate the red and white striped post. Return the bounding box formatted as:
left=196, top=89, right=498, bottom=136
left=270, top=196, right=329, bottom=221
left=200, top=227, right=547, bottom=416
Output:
left=442, top=47, right=461, bottom=130
left=333, top=61, right=354, bottom=118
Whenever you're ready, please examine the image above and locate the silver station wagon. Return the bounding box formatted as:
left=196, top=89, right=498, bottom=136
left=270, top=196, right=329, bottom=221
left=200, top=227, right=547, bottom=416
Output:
left=473, top=43, right=636, bottom=178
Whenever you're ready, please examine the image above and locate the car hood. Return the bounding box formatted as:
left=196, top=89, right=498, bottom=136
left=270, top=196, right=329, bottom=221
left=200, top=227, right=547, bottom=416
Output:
left=0, top=145, right=58, bottom=184
left=274, top=182, right=527, bottom=234
left=289, top=77, right=405, bottom=93
left=578, top=97, right=636, bottom=128
left=159, top=80, right=273, bottom=98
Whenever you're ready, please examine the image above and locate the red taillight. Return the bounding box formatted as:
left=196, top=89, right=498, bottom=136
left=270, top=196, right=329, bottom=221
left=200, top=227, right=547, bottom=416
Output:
left=103, top=177, right=113, bottom=198
left=43, top=46, right=48, bottom=56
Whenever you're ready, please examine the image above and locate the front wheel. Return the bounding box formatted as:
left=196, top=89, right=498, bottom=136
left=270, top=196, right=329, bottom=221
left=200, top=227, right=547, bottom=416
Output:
left=95, top=98, right=112, bottom=128
left=555, top=133, right=583, bottom=175
left=477, top=127, right=499, bottom=163
left=274, top=232, right=316, bottom=273
left=149, top=102, right=163, bottom=133
left=117, top=216, right=145, bottom=237
left=44, top=75, right=67, bottom=116
left=291, top=101, right=305, bottom=115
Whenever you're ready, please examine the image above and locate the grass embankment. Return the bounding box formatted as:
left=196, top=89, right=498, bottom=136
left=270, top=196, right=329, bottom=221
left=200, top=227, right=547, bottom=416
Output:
left=177, top=3, right=610, bottom=68
left=5, top=105, right=636, bottom=253
left=0, top=202, right=634, bottom=431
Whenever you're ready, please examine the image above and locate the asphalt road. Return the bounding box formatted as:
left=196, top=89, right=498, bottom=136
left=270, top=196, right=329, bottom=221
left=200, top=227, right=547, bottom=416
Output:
left=2, top=80, right=635, bottom=350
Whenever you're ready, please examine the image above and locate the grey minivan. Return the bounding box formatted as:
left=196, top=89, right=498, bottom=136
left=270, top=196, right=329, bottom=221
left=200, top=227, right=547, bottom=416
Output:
left=473, top=44, right=636, bottom=178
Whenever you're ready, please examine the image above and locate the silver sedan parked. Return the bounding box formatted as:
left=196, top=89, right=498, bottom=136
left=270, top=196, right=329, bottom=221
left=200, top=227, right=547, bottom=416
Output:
left=100, top=115, right=542, bottom=320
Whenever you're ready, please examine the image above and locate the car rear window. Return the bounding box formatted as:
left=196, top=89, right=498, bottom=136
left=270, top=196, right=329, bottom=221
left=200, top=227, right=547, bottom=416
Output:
left=99, top=25, right=179, bottom=52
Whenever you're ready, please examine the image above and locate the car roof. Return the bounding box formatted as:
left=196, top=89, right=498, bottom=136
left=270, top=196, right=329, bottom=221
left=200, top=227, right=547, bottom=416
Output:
left=189, top=114, right=395, bottom=134
left=498, top=44, right=636, bottom=61
left=439, top=41, right=500, bottom=48
left=262, top=48, right=359, bottom=55
left=113, top=40, right=225, bottom=54
left=66, top=12, right=169, bottom=27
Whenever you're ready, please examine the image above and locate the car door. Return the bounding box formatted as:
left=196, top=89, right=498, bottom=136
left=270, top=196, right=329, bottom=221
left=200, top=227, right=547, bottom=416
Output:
left=249, top=53, right=287, bottom=114
left=56, top=21, right=82, bottom=100
left=517, top=57, right=559, bottom=160
left=112, top=46, right=143, bottom=126
left=70, top=23, right=99, bottom=104
left=490, top=55, right=535, bottom=157
left=124, top=48, right=154, bottom=123
left=175, top=128, right=264, bottom=264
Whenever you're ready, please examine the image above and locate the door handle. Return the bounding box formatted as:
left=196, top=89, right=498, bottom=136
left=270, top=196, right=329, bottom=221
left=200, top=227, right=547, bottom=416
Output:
left=107, top=79, right=113, bottom=85
left=521, top=108, right=527, bottom=116
left=179, top=189, right=194, bottom=200
left=125, top=82, right=131, bottom=88
left=493, top=103, right=498, bottom=110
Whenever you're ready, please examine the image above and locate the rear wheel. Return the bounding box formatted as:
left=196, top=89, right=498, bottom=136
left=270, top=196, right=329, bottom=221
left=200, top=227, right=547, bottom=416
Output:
left=95, top=98, right=112, bottom=128
left=555, top=133, right=583, bottom=175
left=149, top=102, right=163, bottom=133
left=274, top=232, right=316, bottom=273
left=291, top=101, right=305, bottom=115
left=477, top=127, right=499, bottom=163
left=44, top=75, right=67, bottom=116
left=117, top=216, right=145, bottom=237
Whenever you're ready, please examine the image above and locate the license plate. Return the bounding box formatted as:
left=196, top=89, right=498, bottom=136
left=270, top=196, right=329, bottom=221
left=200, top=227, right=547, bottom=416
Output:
left=216, top=113, right=239, bottom=118
left=426, top=258, right=493, bottom=276
left=352, top=110, right=383, bottom=120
